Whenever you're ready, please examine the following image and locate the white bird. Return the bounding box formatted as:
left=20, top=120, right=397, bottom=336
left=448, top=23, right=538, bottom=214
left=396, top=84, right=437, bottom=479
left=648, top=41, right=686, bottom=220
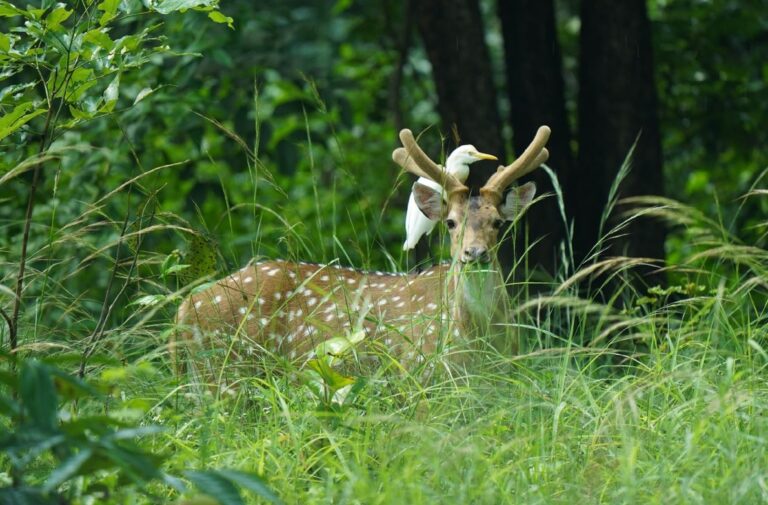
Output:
left=403, top=144, right=498, bottom=250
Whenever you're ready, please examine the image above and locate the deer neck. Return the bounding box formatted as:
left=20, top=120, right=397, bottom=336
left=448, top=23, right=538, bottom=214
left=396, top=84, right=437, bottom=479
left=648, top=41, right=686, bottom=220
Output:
left=447, top=262, right=506, bottom=327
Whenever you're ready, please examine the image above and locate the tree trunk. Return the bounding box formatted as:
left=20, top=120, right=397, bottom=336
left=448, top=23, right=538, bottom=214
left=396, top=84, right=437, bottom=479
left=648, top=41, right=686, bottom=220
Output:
left=497, top=0, right=573, bottom=275
left=413, top=0, right=506, bottom=185
left=574, top=0, right=665, bottom=271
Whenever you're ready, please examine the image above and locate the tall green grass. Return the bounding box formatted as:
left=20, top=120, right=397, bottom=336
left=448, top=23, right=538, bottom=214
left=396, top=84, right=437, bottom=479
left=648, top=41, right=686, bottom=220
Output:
left=4, top=108, right=768, bottom=503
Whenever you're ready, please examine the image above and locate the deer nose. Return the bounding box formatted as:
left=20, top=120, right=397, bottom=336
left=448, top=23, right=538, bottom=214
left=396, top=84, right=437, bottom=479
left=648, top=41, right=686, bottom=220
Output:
left=462, top=246, right=489, bottom=263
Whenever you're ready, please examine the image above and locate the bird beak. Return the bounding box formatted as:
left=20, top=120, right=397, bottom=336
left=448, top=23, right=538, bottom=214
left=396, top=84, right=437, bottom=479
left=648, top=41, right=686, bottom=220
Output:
left=470, top=151, right=498, bottom=161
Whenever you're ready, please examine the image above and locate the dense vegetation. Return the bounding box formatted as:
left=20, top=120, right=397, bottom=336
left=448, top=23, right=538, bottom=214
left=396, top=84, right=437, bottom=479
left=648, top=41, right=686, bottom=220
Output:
left=1, top=0, right=767, bottom=503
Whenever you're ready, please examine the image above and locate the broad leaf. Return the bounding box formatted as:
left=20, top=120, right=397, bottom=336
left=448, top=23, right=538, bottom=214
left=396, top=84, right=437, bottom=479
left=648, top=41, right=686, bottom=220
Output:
left=0, top=102, right=47, bottom=141
left=214, top=469, right=284, bottom=505
left=42, top=447, right=94, bottom=492
left=184, top=470, right=243, bottom=505
left=19, top=360, right=57, bottom=433
left=153, top=0, right=215, bottom=15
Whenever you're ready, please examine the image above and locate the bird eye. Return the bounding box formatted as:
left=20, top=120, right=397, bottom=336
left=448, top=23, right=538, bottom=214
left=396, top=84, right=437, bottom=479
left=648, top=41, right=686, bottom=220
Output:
left=446, top=218, right=457, bottom=230
left=493, top=219, right=504, bottom=229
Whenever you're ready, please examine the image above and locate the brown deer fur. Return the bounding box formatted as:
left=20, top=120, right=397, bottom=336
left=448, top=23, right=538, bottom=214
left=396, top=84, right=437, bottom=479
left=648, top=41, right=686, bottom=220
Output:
left=173, top=126, right=550, bottom=381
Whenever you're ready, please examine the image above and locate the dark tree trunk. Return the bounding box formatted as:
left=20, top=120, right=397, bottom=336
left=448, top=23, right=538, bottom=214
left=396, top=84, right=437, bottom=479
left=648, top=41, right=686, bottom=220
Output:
left=498, top=0, right=573, bottom=275
left=574, top=0, right=665, bottom=270
left=413, top=0, right=506, bottom=185
left=411, top=0, right=507, bottom=268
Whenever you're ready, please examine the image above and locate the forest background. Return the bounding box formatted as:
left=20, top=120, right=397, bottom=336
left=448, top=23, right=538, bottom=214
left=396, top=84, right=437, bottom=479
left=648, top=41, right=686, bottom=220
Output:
left=2, top=0, right=768, bottom=503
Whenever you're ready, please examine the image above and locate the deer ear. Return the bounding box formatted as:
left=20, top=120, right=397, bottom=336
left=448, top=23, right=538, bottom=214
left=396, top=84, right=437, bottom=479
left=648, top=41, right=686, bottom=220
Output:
left=499, top=182, right=536, bottom=221
left=413, top=182, right=445, bottom=221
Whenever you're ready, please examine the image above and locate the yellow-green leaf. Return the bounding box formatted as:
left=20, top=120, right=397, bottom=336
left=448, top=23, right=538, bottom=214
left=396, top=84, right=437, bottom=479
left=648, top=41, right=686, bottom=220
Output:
left=97, top=0, right=119, bottom=26
left=0, top=102, right=47, bottom=141
left=83, top=28, right=114, bottom=50
left=45, top=6, right=72, bottom=29
left=208, top=10, right=233, bottom=29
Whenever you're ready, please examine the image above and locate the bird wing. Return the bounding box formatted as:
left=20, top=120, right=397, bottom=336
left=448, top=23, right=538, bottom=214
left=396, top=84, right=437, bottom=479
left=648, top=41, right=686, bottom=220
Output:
left=403, top=178, right=441, bottom=250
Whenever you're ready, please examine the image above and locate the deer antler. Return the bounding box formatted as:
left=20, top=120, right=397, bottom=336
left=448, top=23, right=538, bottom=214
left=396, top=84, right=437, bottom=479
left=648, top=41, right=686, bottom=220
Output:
left=480, top=125, right=551, bottom=204
left=392, top=129, right=469, bottom=199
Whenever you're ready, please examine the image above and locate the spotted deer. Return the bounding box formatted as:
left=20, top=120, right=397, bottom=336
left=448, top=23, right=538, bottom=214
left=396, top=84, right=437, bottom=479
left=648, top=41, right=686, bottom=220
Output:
left=173, top=126, right=550, bottom=382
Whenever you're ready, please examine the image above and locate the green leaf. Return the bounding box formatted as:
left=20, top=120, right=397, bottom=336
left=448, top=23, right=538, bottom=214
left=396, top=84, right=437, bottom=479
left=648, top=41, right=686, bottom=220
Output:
left=0, top=33, right=9, bottom=52
left=134, top=86, right=155, bottom=104
left=100, top=74, right=119, bottom=112
left=153, top=0, right=215, bottom=15
left=184, top=470, right=243, bottom=505
left=213, top=470, right=283, bottom=505
left=306, top=359, right=355, bottom=391
left=130, top=294, right=166, bottom=307
left=19, top=360, right=57, bottom=433
left=82, top=28, right=114, bottom=50
left=100, top=441, right=163, bottom=482
left=45, top=6, right=72, bottom=29
left=97, top=0, right=119, bottom=26
left=0, top=102, right=47, bottom=141
left=207, top=10, right=233, bottom=29
left=0, top=1, right=28, bottom=17
left=42, top=447, right=94, bottom=492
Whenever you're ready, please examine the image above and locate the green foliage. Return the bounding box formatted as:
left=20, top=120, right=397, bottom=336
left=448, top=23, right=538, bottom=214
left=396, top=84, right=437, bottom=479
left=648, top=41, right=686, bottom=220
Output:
left=2, top=0, right=768, bottom=502
left=0, top=357, right=170, bottom=502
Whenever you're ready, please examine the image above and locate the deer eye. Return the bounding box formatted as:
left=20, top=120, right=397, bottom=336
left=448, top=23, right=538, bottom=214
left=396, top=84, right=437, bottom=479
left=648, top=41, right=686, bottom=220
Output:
left=493, top=219, right=504, bottom=229
left=446, top=218, right=457, bottom=230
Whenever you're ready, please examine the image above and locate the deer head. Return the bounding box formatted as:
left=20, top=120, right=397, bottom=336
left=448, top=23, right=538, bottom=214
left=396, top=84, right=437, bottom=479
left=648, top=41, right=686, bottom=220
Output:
left=393, top=126, right=550, bottom=264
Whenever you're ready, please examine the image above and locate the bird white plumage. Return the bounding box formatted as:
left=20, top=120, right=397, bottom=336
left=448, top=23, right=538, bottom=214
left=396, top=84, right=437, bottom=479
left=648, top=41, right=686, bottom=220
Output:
left=403, top=145, right=498, bottom=250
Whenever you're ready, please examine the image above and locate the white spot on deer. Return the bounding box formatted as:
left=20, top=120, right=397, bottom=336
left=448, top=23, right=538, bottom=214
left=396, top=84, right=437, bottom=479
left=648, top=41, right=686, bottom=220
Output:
left=194, top=301, right=203, bottom=309
left=247, top=314, right=255, bottom=321
left=260, top=265, right=272, bottom=271
left=396, top=301, right=406, bottom=308
left=392, top=296, right=401, bottom=302
left=267, top=268, right=280, bottom=276
left=260, top=318, right=269, bottom=326
left=290, top=350, right=297, bottom=359
left=375, top=271, right=384, bottom=276
left=377, top=299, right=387, bottom=306
left=192, top=325, right=203, bottom=344
left=416, top=295, right=425, bottom=302
left=295, top=309, right=304, bottom=318
left=288, top=271, right=297, bottom=279
left=406, top=351, right=415, bottom=360
left=346, top=278, right=356, bottom=285
left=238, top=307, right=247, bottom=315
left=307, top=297, right=317, bottom=307
left=274, top=292, right=282, bottom=300
left=325, top=313, right=335, bottom=322
left=287, top=311, right=296, bottom=322
left=286, top=332, right=295, bottom=343
left=257, top=298, right=265, bottom=306
left=417, top=355, right=425, bottom=364
left=244, top=276, right=253, bottom=284
left=323, top=305, right=335, bottom=314
left=427, top=324, right=435, bottom=334
left=302, top=287, right=313, bottom=296
left=427, top=303, right=438, bottom=311
left=214, top=295, right=222, bottom=304
left=320, top=275, right=329, bottom=281
left=453, top=328, right=461, bottom=338
left=384, top=338, right=392, bottom=346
